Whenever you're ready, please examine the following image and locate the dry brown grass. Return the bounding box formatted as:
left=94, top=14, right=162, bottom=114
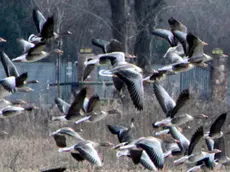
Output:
left=0, top=86, right=230, bottom=171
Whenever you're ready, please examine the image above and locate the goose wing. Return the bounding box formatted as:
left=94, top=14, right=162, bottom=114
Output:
left=129, top=149, right=143, bottom=164
left=137, top=139, right=164, bottom=169
left=0, top=52, right=19, bottom=77
left=153, top=82, right=176, bottom=116
left=74, top=142, right=102, bottom=166
left=168, top=89, right=189, bottom=118
left=187, top=126, right=204, bottom=155
left=116, top=68, right=144, bottom=111
left=33, top=9, right=47, bottom=33
left=168, top=17, right=187, bottom=33
left=107, top=125, right=127, bottom=135
left=82, top=63, right=95, bottom=81
left=86, top=94, right=100, bottom=113
left=91, top=38, right=109, bottom=53
left=187, top=33, right=205, bottom=62
left=0, top=77, right=16, bottom=93
left=71, top=152, right=85, bottom=161
left=151, top=29, right=175, bottom=46
left=65, top=87, right=87, bottom=120
left=15, top=72, right=27, bottom=87
left=173, top=31, right=188, bottom=55
left=54, top=97, right=70, bottom=114
left=209, top=113, right=227, bottom=137
left=40, top=16, right=54, bottom=40
left=17, top=38, right=35, bottom=53
left=53, top=134, right=67, bottom=148
left=98, top=52, right=125, bottom=66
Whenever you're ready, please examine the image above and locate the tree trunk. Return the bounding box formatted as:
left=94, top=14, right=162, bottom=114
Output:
left=108, top=0, right=126, bottom=52
left=134, top=0, right=165, bottom=71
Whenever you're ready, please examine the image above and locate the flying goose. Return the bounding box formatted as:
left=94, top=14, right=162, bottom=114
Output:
left=99, top=62, right=144, bottom=110
left=151, top=17, right=187, bottom=47
left=83, top=52, right=127, bottom=81
left=153, top=83, right=207, bottom=127
left=107, top=118, right=135, bottom=143
left=31, top=9, right=72, bottom=43
left=1, top=51, right=38, bottom=86
left=54, top=89, right=89, bottom=114
left=52, top=87, right=87, bottom=121
left=0, top=76, right=34, bottom=99
left=174, top=126, right=204, bottom=165
left=91, top=39, right=135, bottom=94
left=116, top=148, right=157, bottom=171
left=52, top=127, right=84, bottom=139
left=12, top=42, right=63, bottom=62
left=0, top=105, right=38, bottom=118
left=119, top=136, right=165, bottom=169
left=58, top=140, right=103, bottom=167
left=174, top=126, right=221, bottom=166
left=0, top=99, right=27, bottom=109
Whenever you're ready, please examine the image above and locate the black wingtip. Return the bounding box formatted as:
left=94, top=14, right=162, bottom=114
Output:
left=168, top=17, right=179, bottom=25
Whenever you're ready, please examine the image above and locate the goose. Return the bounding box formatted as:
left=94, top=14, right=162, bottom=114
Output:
left=187, top=157, right=218, bottom=172
left=119, top=136, right=165, bottom=169
left=58, top=140, right=103, bottom=167
left=205, top=113, right=227, bottom=151
left=12, top=42, right=63, bottom=62
left=0, top=105, right=38, bottom=118
left=99, top=62, right=144, bottom=110
left=0, top=76, right=34, bottom=99
left=116, top=148, right=157, bottom=171
left=174, top=126, right=221, bottom=166
left=90, top=39, right=135, bottom=94
left=153, top=83, right=207, bottom=127
left=174, top=126, right=204, bottom=165
left=74, top=94, right=120, bottom=125
left=58, top=139, right=113, bottom=167
left=1, top=51, right=39, bottom=86
left=52, top=87, right=87, bottom=121
left=0, top=99, right=27, bottom=110
left=54, top=89, right=89, bottom=114
left=30, top=9, right=72, bottom=43
left=51, top=127, right=84, bottom=139
left=83, top=52, right=127, bottom=81
left=107, top=118, right=135, bottom=143
left=151, top=17, right=187, bottom=47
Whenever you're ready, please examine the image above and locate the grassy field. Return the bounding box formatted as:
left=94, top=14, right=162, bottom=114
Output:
left=1, top=87, right=230, bottom=171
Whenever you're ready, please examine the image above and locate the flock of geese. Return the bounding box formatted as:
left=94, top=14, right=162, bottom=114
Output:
left=0, top=8, right=229, bottom=172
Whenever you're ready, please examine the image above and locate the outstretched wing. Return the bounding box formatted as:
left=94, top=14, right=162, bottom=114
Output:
left=33, top=9, right=47, bottom=33
left=0, top=51, right=19, bottom=77
left=209, top=113, right=227, bottom=137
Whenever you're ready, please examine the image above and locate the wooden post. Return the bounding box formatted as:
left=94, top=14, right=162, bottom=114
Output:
left=211, top=48, right=227, bottom=102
